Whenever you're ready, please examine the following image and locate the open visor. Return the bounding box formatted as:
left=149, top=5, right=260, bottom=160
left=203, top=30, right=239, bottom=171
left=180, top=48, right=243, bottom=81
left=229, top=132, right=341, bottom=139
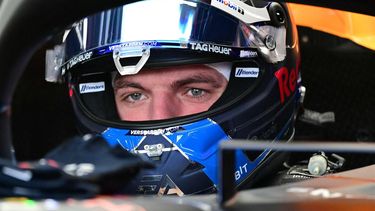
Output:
left=46, top=0, right=287, bottom=81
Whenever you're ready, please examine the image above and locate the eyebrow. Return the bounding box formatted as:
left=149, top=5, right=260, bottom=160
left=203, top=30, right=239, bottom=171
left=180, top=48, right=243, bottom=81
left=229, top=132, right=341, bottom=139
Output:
left=113, top=74, right=223, bottom=90
left=113, top=79, right=144, bottom=90
left=171, top=75, right=223, bottom=89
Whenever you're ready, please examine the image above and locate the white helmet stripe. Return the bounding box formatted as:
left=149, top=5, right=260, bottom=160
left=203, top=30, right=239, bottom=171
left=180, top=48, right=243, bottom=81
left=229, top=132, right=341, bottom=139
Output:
left=211, top=0, right=271, bottom=24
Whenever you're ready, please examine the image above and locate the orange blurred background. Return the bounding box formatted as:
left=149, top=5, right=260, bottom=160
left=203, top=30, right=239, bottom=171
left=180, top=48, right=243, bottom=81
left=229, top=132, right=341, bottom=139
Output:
left=288, top=3, right=375, bottom=50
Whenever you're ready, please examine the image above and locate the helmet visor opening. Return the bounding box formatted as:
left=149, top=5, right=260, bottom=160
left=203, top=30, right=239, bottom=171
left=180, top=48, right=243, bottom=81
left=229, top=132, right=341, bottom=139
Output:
left=74, top=59, right=262, bottom=125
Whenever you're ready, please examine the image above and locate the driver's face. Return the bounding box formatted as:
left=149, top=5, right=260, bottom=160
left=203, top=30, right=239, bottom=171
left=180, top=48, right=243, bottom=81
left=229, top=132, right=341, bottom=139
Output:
left=113, top=64, right=228, bottom=121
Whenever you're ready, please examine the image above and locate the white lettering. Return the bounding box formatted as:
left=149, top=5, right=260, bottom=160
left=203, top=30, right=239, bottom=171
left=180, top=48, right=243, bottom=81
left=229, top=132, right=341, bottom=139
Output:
left=130, top=126, right=180, bottom=136
left=240, top=50, right=258, bottom=58
left=234, top=163, right=249, bottom=181
left=109, top=41, right=158, bottom=51
left=215, top=0, right=244, bottom=15
left=191, top=43, right=232, bottom=55
left=235, top=171, right=241, bottom=180
left=67, top=51, right=93, bottom=70
left=241, top=163, right=248, bottom=173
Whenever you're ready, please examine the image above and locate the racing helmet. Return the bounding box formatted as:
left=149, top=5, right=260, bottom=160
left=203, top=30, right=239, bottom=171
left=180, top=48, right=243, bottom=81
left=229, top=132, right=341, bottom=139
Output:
left=46, top=0, right=301, bottom=195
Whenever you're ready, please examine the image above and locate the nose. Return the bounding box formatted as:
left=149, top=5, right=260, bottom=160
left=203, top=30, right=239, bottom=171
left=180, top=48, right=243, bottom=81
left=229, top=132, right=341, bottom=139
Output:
left=148, top=93, right=180, bottom=120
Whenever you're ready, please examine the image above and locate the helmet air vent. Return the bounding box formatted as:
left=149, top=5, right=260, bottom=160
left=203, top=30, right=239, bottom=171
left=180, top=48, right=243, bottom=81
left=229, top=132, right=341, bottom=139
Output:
left=113, top=45, right=150, bottom=76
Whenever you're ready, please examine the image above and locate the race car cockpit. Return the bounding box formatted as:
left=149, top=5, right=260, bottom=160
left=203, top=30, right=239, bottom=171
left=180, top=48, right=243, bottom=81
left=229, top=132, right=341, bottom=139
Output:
left=0, top=0, right=375, bottom=210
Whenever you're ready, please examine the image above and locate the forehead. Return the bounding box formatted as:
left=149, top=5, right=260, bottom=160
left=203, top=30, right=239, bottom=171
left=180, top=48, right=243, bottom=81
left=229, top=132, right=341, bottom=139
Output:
left=115, top=64, right=225, bottom=82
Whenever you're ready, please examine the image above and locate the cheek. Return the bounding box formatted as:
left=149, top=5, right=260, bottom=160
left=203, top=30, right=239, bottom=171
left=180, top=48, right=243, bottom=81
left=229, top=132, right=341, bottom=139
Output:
left=114, top=98, right=147, bottom=121
left=180, top=88, right=226, bottom=114
left=114, top=99, right=127, bottom=120
left=116, top=106, right=149, bottom=121
left=179, top=100, right=215, bottom=115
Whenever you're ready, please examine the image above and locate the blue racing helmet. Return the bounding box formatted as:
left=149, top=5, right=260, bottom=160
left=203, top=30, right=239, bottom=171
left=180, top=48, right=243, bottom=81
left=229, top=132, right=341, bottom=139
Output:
left=46, top=0, right=301, bottom=195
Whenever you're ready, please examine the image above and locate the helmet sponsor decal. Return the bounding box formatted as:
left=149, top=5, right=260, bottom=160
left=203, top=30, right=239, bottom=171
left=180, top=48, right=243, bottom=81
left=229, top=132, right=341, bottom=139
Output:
left=235, top=67, right=259, bottom=78
left=275, top=66, right=299, bottom=104
left=108, top=41, right=159, bottom=52
left=79, top=82, right=105, bottom=94
left=190, top=42, right=232, bottom=55
left=240, top=50, right=258, bottom=58
left=211, top=0, right=270, bottom=24
left=66, top=51, right=93, bottom=70
left=213, top=0, right=245, bottom=15
left=235, top=163, right=248, bottom=181
left=128, top=126, right=182, bottom=136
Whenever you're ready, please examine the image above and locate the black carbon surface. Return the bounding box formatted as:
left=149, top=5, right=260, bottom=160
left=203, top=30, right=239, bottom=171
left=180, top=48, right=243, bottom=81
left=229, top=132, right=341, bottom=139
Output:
left=295, top=27, right=375, bottom=143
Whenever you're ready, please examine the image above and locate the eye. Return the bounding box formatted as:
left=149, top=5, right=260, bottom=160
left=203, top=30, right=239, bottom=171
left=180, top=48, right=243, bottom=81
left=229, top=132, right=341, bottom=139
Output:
left=123, top=92, right=146, bottom=103
left=188, top=88, right=205, bottom=97
left=129, top=93, right=142, bottom=101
